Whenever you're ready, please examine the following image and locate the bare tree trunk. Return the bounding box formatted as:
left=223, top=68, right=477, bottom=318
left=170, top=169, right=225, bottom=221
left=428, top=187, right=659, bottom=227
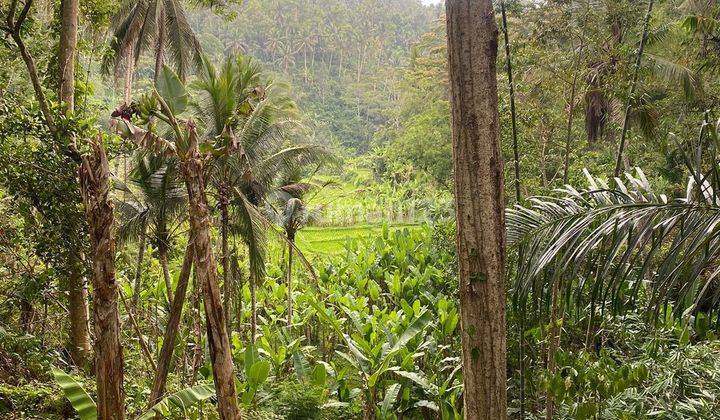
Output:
left=500, top=1, right=521, bottom=203
left=287, top=237, right=294, bottom=327
left=20, top=298, right=35, bottom=332
left=124, top=47, right=134, bottom=104
left=614, top=0, right=654, bottom=177
left=154, top=12, right=165, bottom=85
left=234, top=250, right=244, bottom=336
left=190, top=268, right=203, bottom=385
left=219, top=185, right=231, bottom=333
left=545, top=280, right=562, bottom=420
left=250, top=271, right=257, bottom=343
left=181, top=124, right=240, bottom=420
left=149, top=244, right=194, bottom=408
left=132, top=221, right=147, bottom=309
left=563, top=72, right=580, bottom=185
left=446, top=1, right=507, bottom=418
left=58, top=0, right=78, bottom=113
left=159, top=246, right=174, bottom=306
left=119, top=289, right=155, bottom=372
left=66, top=264, right=92, bottom=369
left=80, top=139, right=125, bottom=419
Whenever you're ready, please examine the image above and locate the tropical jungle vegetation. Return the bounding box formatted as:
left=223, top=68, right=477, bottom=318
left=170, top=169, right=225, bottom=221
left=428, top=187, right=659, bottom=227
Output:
left=2, top=0, right=720, bottom=419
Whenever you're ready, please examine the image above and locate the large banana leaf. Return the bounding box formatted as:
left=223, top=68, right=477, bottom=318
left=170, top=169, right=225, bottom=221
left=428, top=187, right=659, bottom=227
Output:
left=137, top=384, right=215, bottom=419
left=387, top=308, right=433, bottom=355
left=52, top=368, right=97, bottom=420
left=156, top=65, right=188, bottom=114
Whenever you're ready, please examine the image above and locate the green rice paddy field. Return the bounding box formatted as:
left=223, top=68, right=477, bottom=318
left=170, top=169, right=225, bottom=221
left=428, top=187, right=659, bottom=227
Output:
left=294, top=223, right=422, bottom=256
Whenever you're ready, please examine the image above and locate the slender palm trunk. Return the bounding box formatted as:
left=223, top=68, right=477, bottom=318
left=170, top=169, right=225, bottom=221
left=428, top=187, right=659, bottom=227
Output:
left=286, top=236, right=294, bottom=327
left=159, top=245, right=174, bottom=306
left=124, top=47, right=134, bottom=104
left=614, top=0, right=654, bottom=177
left=250, top=271, right=257, bottom=343
left=149, top=244, right=194, bottom=408
left=219, top=185, right=231, bottom=333
left=58, top=0, right=78, bottom=113
left=132, top=221, right=147, bottom=308
left=545, top=279, right=563, bottom=420
left=235, top=250, right=244, bottom=336
left=80, top=140, right=124, bottom=419
left=563, top=70, right=580, bottom=184
left=181, top=123, right=240, bottom=420
left=154, top=12, right=165, bottom=85
left=59, top=0, right=91, bottom=371
left=500, top=1, right=521, bottom=203
left=119, top=289, right=155, bottom=372
left=446, top=1, right=507, bottom=418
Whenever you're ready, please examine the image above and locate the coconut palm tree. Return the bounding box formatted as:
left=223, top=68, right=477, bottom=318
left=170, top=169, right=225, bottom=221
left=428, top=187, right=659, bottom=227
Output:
left=192, top=54, right=333, bottom=340
left=103, top=0, right=204, bottom=102
left=114, top=153, right=187, bottom=307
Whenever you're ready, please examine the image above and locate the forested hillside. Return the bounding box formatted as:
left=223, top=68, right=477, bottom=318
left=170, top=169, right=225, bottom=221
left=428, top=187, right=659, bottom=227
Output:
left=191, top=0, right=441, bottom=152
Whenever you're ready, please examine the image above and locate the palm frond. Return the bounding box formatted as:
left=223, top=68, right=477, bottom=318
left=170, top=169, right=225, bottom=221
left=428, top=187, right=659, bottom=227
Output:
left=254, top=145, right=336, bottom=190
left=229, top=187, right=267, bottom=285
left=509, top=169, right=720, bottom=319
left=645, top=53, right=700, bottom=100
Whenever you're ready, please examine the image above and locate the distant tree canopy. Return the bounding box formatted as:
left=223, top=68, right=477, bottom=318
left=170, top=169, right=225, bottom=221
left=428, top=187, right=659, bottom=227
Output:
left=188, top=0, right=441, bottom=152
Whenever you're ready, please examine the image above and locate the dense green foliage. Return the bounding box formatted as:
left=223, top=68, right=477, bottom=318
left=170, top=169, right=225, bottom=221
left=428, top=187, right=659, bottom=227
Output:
left=4, top=0, right=720, bottom=419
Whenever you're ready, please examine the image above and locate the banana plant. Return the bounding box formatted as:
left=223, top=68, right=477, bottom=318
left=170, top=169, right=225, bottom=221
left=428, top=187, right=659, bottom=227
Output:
left=310, top=299, right=433, bottom=419
left=236, top=344, right=272, bottom=406
left=256, top=325, right=303, bottom=377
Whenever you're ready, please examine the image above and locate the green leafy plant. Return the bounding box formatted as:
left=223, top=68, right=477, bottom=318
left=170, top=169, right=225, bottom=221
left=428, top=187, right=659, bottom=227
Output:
left=53, top=368, right=215, bottom=419
left=52, top=369, right=96, bottom=420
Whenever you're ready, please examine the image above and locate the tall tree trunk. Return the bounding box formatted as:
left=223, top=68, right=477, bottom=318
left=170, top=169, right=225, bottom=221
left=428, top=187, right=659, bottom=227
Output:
left=159, top=244, right=174, bottom=306
left=58, top=0, right=78, bottom=113
left=124, top=47, right=134, bottom=104
left=20, top=298, right=35, bottom=332
left=545, top=279, right=562, bottom=420
left=132, top=221, right=147, bottom=309
left=149, top=244, right=194, bottom=408
left=190, top=267, right=203, bottom=385
left=219, top=184, right=231, bottom=333
left=154, top=12, right=165, bottom=85
left=250, top=271, right=257, bottom=343
left=614, top=0, right=654, bottom=177
left=500, top=1, right=521, bottom=203
left=446, top=1, right=507, bottom=418
left=562, top=69, right=580, bottom=185
left=181, top=123, right=240, bottom=420
left=234, top=250, right=244, bottom=336
left=80, top=139, right=124, bottom=419
left=66, top=263, right=92, bottom=369
left=7, top=0, right=87, bottom=368
left=286, top=236, right=294, bottom=327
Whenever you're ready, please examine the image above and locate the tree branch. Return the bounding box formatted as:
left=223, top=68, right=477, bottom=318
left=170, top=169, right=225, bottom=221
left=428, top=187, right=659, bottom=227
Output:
left=5, top=0, right=59, bottom=138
